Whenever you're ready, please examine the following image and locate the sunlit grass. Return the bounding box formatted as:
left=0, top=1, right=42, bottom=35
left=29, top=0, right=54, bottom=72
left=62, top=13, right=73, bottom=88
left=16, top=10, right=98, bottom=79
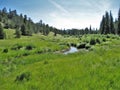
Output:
left=0, top=30, right=120, bottom=90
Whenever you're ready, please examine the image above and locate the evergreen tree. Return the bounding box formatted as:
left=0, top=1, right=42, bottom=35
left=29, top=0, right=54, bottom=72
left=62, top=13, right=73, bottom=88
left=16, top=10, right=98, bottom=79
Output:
left=118, top=8, right=120, bottom=35
left=110, top=11, right=115, bottom=34
left=20, top=24, right=27, bottom=35
left=0, top=24, right=5, bottom=39
left=89, top=25, right=92, bottom=34
left=104, top=11, right=110, bottom=34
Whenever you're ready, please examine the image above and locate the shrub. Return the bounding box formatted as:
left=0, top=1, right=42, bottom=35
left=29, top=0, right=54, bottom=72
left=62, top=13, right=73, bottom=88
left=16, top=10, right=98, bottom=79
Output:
left=36, top=50, right=43, bottom=54
left=102, top=38, right=106, bottom=42
left=71, top=43, right=76, bottom=47
left=15, top=72, right=31, bottom=82
left=77, top=43, right=86, bottom=49
left=96, top=38, right=101, bottom=44
left=3, top=48, right=8, bottom=53
left=90, top=38, right=96, bottom=45
left=11, top=44, right=23, bottom=50
left=106, top=35, right=111, bottom=38
left=26, top=45, right=35, bottom=50
left=22, top=52, right=30, bottom=56
left=85, top=45, right=91, bottom=49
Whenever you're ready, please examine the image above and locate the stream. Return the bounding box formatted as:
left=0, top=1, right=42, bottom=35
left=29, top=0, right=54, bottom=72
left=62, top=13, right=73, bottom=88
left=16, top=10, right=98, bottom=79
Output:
left=64, top=46, right=78, bottom=54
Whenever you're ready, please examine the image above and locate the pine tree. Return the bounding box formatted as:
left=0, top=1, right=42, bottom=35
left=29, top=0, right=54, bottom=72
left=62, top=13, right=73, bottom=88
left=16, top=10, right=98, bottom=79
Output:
left=118, top=8, right=120, bottom=35
left=0, top=24, right=5, bottom=39
left=105, top=11, right=110, bottom=34
left=89, top=25, right=92, bottom=34
left=100, top=15, right=105, bottom=34
left=20, top=24, right=27, bottom=35
left=110, top=11, right=115, bottom=34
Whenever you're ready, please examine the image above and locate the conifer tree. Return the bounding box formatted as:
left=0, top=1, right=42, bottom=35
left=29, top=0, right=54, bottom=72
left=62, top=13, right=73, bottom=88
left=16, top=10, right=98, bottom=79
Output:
left=118, top=8, right=120, bottom=35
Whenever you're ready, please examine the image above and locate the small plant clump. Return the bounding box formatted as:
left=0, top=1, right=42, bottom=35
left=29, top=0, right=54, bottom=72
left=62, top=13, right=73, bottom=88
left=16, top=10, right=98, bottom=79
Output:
left=26, top=45, right=35, bottom=50
left=77, top=43, right=86, bottom=49
left=90, top=38, right=96, bottom=45
left=15, top=72, right=31, bottom=82
left=3, top=48, right=8, bottom=53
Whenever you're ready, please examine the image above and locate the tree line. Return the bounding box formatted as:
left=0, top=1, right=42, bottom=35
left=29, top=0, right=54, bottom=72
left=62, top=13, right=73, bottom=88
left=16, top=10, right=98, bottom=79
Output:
left=0, top=7, right=120, bottom=39
left=0, top=7, right=100, bottom=39
left=100, top=9, right=120, bottom=35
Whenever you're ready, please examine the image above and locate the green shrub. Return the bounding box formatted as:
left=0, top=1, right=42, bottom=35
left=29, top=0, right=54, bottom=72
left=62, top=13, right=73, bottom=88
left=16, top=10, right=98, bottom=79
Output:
left=102, top=38, right=106, bottom=42
left=3, top=48, right=8, bottom=53
left=77, top=43, right=86, bottom=49
left=26, top=45, right=35, bottom=50
left=96, top=38, right=101, bottom=44
left=11, top=44, right=23, bottom=50
left=85, top=44, right=91, bottom=49
left=106, top=35, right=111, bottom=38
left=15, top=72, right=31, bottom=82
left=22, top=52, right=30, bottom=56
left=70, top=43, right=76, bottom=47
left=90, top=38, right=96, bottom=45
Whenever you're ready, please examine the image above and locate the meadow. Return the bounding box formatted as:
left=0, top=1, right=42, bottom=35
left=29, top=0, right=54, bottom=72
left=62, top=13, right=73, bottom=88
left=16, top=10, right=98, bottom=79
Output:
left=0, top=29, right=120, bottom=90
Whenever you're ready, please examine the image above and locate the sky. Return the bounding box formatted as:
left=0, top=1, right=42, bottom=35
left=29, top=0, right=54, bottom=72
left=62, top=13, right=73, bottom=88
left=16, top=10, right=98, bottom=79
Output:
left=0, top=0, right=120, bottom=29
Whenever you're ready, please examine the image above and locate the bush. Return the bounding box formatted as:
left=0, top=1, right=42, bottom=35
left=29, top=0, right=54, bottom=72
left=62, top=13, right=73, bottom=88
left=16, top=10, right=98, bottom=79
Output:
left=22, top=52, right=30, bottom=56
left=90, top=38, right=96, bottom=45
left=71, top=43, right=76, bottom=47
left=77, top=43, right=86, bottom=49
left=26, top=45, right=35, bottom=50
left=36, top=50, right=43, bottom=54
left=96, top=38, right=101, bottom=44
left=106, top=35, right=111, bottom=38
left=85, top=45, right=91, bottom=49
left=3, top=48, right=8, bottom=53
left=102, top=38, right=106, bottom=42
left=15, top=72, right=31, bottom=82
left=11, top=44, right=23, bottom=50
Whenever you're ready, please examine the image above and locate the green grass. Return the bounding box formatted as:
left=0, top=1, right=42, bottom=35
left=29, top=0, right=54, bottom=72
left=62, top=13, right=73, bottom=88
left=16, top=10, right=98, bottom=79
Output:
left=0, top=31, right=120, bottom=90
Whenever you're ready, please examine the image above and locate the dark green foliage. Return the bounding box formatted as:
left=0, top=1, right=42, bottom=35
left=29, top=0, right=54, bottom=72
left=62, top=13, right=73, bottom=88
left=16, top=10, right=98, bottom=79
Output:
left=15, top=72, right=31, bottom=82
left=96, top=38, right=101, bottom=44
left=100, top=11, right=115, bottom=35
left=77, top=43, right=86, bottom=49
left=103, top=38, right=106, bottom=42
left=11, top=44, right=23, bottom=50
left=110, top=11, right=115, bottom=34
left=100, top=16, right=105, bottom=34
left=85, top=44, right=91, bottom=49
left=22, top=52, right=30, bottom=56
left=26, top=45, right=35, bottom=50
left=20, top=24, right=27, bottom=35
left=105, top=11, right=110, bottom=34
left=0, top=24, right=5, bottom=39
left=90, top=38, right=96, bottom=45
left=71, top=43, right=76, bottom=47
left=3, top=48, right=8, bottom=53
left=118, top=8, right=120, bottom=35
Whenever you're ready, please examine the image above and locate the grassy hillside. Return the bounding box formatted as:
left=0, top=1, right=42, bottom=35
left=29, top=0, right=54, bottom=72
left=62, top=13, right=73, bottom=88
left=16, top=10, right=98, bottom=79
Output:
left=0, top=30, right=120, bottom=90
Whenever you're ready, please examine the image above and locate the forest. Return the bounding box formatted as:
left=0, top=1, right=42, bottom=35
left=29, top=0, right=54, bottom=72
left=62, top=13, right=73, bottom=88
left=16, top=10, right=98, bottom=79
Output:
left=0, top=7, right=120, bottom=90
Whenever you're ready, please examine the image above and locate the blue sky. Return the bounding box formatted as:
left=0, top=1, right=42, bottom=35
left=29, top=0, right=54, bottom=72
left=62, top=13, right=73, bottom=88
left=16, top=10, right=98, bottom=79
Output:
left=0, top=0, right=120, bottom=29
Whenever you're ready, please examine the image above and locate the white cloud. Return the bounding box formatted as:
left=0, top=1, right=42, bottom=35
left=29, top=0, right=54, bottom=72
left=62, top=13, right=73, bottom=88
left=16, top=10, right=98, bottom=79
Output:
left=45, top=0, right=118, bottom=29
left=48, top=0, right=70, bottom=15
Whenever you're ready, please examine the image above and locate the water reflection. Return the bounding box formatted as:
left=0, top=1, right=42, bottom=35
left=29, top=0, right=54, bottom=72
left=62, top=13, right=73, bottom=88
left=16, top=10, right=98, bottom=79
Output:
left=64, top=46, right=78, bottom=54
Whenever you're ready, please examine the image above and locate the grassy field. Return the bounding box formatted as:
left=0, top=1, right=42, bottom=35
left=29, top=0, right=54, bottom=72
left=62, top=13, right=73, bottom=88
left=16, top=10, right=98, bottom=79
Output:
left=0, top=29, right=120, bottom=90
